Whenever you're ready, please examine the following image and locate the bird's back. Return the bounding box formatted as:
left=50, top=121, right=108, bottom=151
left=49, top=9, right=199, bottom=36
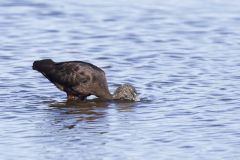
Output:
left=53, top=61, right=105, bottom=87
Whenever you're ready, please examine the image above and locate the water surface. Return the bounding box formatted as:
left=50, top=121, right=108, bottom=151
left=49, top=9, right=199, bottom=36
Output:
left=0, top=0, right=240, bottom=159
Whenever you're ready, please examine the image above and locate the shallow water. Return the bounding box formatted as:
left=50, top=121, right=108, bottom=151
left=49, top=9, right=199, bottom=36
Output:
left=1, top=0, right=240, bottom=159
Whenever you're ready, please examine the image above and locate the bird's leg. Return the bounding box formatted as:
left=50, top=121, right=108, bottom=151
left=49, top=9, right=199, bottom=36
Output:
left=78, top=95, right=87, bottom=101
left=67, top=94, right=77, bottom=100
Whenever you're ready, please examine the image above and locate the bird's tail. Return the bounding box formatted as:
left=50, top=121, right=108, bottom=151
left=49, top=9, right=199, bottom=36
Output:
left=32, top=59, right=55, bottom=73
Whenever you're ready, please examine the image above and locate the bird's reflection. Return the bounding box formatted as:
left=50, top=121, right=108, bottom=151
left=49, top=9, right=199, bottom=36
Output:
left=113, top=99, right=138, bottom=112
left=48, top=98, right=138, bottom=130
left=50, top=98, right=111, bottom=108
left=49, top=99, right=109, bottom=125
left=50, top=98, right=137, bottom=111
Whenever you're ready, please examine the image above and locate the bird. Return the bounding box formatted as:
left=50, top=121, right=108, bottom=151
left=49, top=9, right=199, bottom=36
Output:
left=32, top=59, right=138, bottom=101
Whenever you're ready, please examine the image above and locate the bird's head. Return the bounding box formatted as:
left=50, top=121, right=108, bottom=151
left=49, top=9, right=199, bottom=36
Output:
left=113, top=84, right=138, bottom=101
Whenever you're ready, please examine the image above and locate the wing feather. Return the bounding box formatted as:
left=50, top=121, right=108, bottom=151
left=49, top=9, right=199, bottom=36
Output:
left=48, top=62, right=91, bottom=87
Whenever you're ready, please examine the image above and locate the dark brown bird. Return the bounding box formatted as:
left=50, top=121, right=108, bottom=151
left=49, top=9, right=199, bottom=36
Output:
left=32, top=59, right=138, bottom=101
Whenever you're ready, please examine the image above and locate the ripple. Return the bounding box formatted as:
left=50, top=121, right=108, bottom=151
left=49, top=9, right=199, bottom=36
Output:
left=0, top=0, right=240, bottom=160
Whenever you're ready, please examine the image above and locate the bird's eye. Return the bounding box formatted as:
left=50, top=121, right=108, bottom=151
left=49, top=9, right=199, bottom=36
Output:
left=124, top=94, right=129, bottom=99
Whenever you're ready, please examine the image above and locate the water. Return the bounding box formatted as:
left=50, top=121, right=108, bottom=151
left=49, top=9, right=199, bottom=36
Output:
left=0, top=0, right=240, bottom=159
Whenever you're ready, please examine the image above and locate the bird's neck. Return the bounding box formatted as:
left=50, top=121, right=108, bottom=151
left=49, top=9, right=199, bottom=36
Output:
left=98, top=90, right=113, bottom=100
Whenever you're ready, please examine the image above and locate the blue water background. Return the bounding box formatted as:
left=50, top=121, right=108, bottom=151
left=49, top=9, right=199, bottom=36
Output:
left=0, top=0, right=240, bottom=159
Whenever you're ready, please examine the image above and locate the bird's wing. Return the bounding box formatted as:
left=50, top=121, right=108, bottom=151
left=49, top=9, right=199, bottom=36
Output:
left=48, top=62, right=91, bottom=87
